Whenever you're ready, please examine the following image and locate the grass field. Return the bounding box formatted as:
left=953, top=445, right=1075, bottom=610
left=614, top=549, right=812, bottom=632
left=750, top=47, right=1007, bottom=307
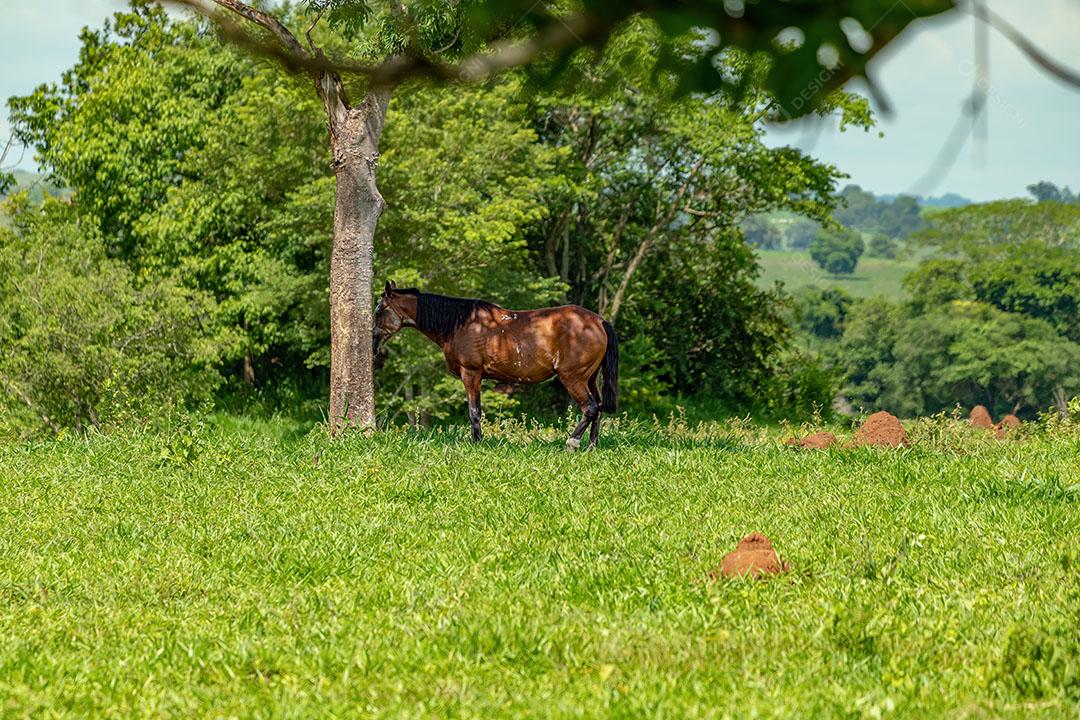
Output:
left=755, top=249, right=916, bottom=300
left=2, top=415, right=1079, bottom=718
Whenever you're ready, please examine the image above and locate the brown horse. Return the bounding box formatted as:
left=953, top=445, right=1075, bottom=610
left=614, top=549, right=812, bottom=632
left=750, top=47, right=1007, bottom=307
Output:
left=373, top=281, right=618, bottom=449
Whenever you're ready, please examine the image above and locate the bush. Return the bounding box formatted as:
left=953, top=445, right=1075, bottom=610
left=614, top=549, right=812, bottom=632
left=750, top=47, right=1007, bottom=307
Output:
left=759, top=348, right=839, bottom=420
left=810, top=227, right=864, bottom=275
left=866, top=232, right=898, bottom=258
left=0, top=199, right=219, bottom=438
left=796, top=286, right=853, bottom=340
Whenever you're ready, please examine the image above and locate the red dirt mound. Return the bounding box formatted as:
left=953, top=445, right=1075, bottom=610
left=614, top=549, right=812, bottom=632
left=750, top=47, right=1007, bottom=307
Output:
left=995, top=414, right=1021, bottom=439
left=969, top=405, right=994, bottom=430
left=785, top=431, right=837, bottom=450
left=713, top=533, right=790, bottom=579
left=847, top=411, right=908, bottom=448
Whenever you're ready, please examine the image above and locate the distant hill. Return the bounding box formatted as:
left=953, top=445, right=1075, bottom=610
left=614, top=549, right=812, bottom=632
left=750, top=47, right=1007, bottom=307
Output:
left=1, top=169, right=68, bottom=204
left=879, top=192, right=972, bottom=208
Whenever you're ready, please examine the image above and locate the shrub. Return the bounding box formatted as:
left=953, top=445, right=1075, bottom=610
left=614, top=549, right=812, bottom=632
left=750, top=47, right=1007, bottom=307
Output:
left=810, top=227, right=864, bottom=275
left=0, top=199, right=219, bottom=438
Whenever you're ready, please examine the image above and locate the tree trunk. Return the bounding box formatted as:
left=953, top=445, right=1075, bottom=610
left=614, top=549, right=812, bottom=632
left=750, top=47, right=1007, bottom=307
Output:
left=1054, top=384, right=1069, bottom=418
left=324, top=83, right=391, bottom=433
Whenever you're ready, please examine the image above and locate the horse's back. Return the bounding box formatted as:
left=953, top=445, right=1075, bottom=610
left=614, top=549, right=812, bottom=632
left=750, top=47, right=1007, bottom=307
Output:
left=520, top=305, right=607, bottom=367
left=515, top=304, right=603, bottom=325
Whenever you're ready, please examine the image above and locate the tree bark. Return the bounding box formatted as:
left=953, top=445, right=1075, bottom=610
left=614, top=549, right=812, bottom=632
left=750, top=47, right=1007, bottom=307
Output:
left=323, top=80, right=391, bottom=433
left=1053, top=384, right=1068, bottom=418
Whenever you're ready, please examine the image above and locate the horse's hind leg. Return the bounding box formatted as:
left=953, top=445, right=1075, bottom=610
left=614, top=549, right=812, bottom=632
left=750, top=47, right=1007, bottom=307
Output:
left=587, top=373, right=602, bottom=448
left=460, top=368, right=483, bottom=443
left=562, top=374, right=598, bottom=452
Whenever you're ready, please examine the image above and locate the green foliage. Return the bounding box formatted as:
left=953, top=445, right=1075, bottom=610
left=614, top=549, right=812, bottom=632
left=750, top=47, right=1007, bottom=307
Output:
left=809, top=226, right=864, bottom=275
left=796, top=286, right=853, bottom=340
left=757, top=348, right=838, bottom=419
left=865, top=231, right=898, bottom=259
left=833, top=297, right=904, bottom=412
left=374, top=78, right=569, bottom=424
left=10, top=6, right=333, bottom=389
left=903, top=258, right=970, bottom=313
left=520, top=38, right=859, bottom=415
left=824, top=198, right=1080, bottom=417
left=9, top=5, right=247, bottom=245
left=297, top=0, right=954, bottom=119
left=905, top=241, right=1080, bottom=343
left=0, top=199, right=218, bottom=439
left=838, top=299, right=1080, bottom=417
left=741, top=215, right=782, bottom=249
left=913, top=199, right=1080, bottom=253
left=833, top=184, right=925, bottom=240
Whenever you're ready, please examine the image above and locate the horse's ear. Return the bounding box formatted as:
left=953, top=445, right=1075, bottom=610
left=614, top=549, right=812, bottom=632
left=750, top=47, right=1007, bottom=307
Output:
left=384, top=280, right=393, bottom=295
left=390, top=280, right=397, bottom=290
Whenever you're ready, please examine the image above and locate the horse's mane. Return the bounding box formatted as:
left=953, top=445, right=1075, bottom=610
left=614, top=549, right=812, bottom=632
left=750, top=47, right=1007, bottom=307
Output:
left=395, top=289, right=496, bottom=339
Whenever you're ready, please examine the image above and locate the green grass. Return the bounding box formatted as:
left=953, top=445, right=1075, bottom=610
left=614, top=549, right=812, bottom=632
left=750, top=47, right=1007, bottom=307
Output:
left=2, top=416, right=1079, bottom=718
left=756, top=249, right=916, bottom=299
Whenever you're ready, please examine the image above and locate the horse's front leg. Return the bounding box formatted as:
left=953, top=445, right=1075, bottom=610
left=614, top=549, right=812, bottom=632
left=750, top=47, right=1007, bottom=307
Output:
left=460, top=368, right=483, bottom=443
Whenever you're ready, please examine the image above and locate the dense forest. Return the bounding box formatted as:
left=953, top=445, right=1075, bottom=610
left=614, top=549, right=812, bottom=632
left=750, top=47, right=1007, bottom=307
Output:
left=795, top=188, right=1080, bottom=419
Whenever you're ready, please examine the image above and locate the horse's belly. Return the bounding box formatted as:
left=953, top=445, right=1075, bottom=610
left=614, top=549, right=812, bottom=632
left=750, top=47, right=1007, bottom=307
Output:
left=484, top=365, right=555, bottom=384
left=482, top=348, right=555, bottom=384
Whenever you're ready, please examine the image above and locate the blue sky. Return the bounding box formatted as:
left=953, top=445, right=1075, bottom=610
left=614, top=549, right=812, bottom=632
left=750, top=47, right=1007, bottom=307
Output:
left=2, top=0, right=1078, bottom=201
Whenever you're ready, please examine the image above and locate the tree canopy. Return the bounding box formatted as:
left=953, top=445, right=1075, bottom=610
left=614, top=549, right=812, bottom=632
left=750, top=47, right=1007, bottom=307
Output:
left=172, top=0, right=955, bottom=118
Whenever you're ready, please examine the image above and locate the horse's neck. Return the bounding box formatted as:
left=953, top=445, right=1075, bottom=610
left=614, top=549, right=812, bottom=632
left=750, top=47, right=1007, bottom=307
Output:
left=412, top=323, right=449, bottom=348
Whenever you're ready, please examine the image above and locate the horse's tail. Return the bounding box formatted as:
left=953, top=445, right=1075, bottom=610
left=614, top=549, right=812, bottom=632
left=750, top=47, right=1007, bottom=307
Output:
left=600, top=320, right=619, bottom=413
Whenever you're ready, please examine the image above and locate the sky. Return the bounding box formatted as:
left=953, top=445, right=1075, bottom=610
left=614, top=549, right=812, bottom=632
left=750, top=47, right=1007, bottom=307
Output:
left=1, top=0, right=1078, bottom=202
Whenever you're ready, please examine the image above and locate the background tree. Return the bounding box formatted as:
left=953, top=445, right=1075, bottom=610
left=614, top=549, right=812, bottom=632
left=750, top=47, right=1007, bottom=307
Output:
left=913, top=199, right=1080, bottom=252
left=832, top=184, right=925, bottom=239
left=827, top=198, right=1080, bottom=418
left=865, top=231, right=898, bottom=259
left=785, top=218, right=821, bottom=250
left=809, top=227, right=864, bottom=275
left=507, top=32, right=871, bottom=411
left=742, top=215, right=783, bottom=250
left=1027, top=180, right=1077, bottom=204
left=9, top=7, right=330, bottom=397
left=795, top=287, right=853, bottom=342
left=839, top=300, right=1080, bottom=417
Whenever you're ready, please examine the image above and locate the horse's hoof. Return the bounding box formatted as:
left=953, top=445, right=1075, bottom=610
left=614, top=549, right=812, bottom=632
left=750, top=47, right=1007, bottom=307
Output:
left=565, top=437, right=581, bottom=452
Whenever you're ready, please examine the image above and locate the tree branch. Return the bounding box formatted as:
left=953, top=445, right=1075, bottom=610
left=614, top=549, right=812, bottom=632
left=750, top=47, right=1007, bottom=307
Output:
left=194, top=0, right=309, bottom=60
left=974, top=3, right=1080, bottom=89
left=165, top=0, right=598, bottom=88
left=304, top=7, right=325, bottom=54
left=606, top=157, right=706, bottom=322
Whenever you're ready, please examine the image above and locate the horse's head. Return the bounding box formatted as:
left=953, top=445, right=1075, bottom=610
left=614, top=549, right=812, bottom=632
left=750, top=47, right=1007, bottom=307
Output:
left=372, top=280, right=416, bottom=355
